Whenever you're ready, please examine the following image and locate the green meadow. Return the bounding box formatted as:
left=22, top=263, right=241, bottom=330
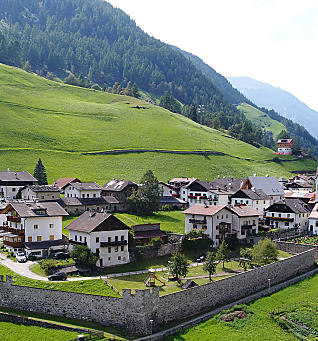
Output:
left=0, top=63, right=315, bottom=183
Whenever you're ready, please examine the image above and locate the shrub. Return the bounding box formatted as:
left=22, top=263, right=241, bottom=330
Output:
left=152, top=237, right=164, bottom=248
left=39, top=259, right=58, bottom=275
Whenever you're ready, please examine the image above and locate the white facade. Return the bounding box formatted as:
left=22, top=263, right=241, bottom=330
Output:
left=231, top=197, right=271, bottom=215
left=159, top=183, right=177, bottom=197
left=65, top=184, right=101, bottom=199
left=264, top=210, right=309, bottom=231
left=278, top=147, right=292, bottom=155
left=0, top=185, right=24, bottom=200
left=24, top=216, right=62, bottom=243
left=21, top=188, right=60, bottom=201
left=69, top=229, right=129, bottom=267
left=184, top=189, right=230, bottom=207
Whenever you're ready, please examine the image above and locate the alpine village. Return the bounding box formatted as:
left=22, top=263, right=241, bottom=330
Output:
left=0, top=1, right=318, bottom=341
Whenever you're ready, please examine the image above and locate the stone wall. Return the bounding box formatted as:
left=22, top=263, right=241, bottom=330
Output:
left=275, top=241, right=318, bottom=259
left=0, top=249, right=315, bottom=336
left=130, top=242, right=181, bottom=261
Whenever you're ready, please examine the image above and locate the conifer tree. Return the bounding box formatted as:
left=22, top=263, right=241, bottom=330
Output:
left=33, top=158, right=48, bottom=185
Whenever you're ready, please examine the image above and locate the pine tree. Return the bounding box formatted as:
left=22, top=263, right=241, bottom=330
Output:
left=33, top=158, right=48, bottom=185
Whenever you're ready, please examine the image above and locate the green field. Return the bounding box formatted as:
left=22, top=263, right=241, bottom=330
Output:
left=238, top=103, right=286, bottom=139
left=0, top=321, right=81, bottom=341
left=0, top=63, right=315, bottom=184
left=166, top=274, right=318, bottom=341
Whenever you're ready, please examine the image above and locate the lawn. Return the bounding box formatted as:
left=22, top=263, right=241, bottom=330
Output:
left=114, top=211, right=185, bottom=234
left=0, top=264, right=119, bottom=297
left=165, top=274, right=318, bottom=341
left=0, top=63, right=315, bottom=184
left=0, top=321, right=81, bottom=341
left=62, top=215, right=78, bottom=236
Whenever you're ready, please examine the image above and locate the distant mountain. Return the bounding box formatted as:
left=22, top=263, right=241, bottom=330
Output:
left=174, top=47, right=248, bottom=105
left=228, top=76, right=318, bottom=139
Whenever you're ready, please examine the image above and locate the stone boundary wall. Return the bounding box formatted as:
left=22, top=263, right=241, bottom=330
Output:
left=0, top=311, right=87, bottom=333
left=0, top=249, right=315, bottom=335
left=136, top=267, right=318, bottom=341
left=130, top=242, right=181, bottom=261
left=275, top=241, right=318, bottom=259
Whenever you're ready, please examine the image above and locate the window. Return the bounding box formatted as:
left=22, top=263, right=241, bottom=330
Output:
left=79, top=236, right=82, bottom=242
left=75, top=235, right=77, bottom=241
left=217, top=215, right=219, bottom=219
left=272, top=213, right=274, bottom=217
left=12, top=188, right=16, bottom=192
left=115, top=236, right=118, bottom=242
left=34, top=224, right=38, bottom=230
left=278, top=214, right=281, bottom=218
left=285, top=222, right=289, bottom=227
left=193, top=224, right=197, bottom=229
left=50, top=235, right=54, bottom=240
left=96, top=248, right=99, bottom=255
left=121, top=235, right=124, bottom=241
left=84, top=237, right=87, bottom=243
left=315, top=221, right=318, bottom=227
left=115, top=247, right=118, bottom=252
left=287, top=214, right=290, bottom=218
left=49, top=224, right=54, bottom=228
left=87, top=194, right=89, bottom=198
left=108, top=237, right=111, bottom=243
left=28, top=236, right=32, bottom=242
left=108, top=257, right=111, bottom=261
left=264, top=201, right=266, bottom=204
left=226, top=215, right=228, bottom=219
left=93, top=194, right=96, bottom=198
left=108, top=247, right=111, bottom=253
left=37, top=236, right=42, bottom=242
left=121, top=246, right=124, bottom=252
left=96, top=237, right=99, bottom=243
left=82, top=194, right=85, bottom=198
left=256, top=201, right=258, bottom=204
left=118, top=256, right=121, bottom=260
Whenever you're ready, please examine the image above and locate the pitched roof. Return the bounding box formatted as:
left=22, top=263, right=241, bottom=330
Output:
left=71, top=182, right=102, bottom=191
left=24, top=239, right=66, bottom=250
left=134, top=230, right=167, bottom=239
left=25, top=185, right=60, bottom=192
left=278, top=139, right=293, bottom=144
left=231, top=188, right=270, bottom=200
left=0, top=171, right=37, bottom=183
left=209, top=178, right=244, bottom=192
left=183, top=205, right=227, bottom=216
left=102, top=179, right=137, bottom=191
left=246, top=176, right=284, bottom=196
left=266, top=198, right=311, bottom=214
left=309, top=203, right=318, bottom=219
left=66, top=211, right=129, bottom=233
left=53, top=178, right=81, bottom=189
left=228, top=205, right=262, bottom=217
left=1, top=202, right=68, bottom=217
left=58, top=196, right=119, bottom=207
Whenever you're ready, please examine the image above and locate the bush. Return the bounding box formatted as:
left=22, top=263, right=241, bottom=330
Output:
left=161, top=204, right=171, bottom=211
left=70, top=245, right=98, bottom=268
left=39, top=259, right=58, bottom=275
left=182, top=231, right=213, bottom=251
left=152, top=237, right=164, bottom=249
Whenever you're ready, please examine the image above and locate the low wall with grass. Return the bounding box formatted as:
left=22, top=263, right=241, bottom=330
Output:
left=275, top=241, right=318, bottom=259
left=0, top=249, right=315, bottom=336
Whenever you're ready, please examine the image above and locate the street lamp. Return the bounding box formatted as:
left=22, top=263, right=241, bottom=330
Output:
left=268, top=278, right=271, bottom=291
left=149, top=319, right=154, bottom=338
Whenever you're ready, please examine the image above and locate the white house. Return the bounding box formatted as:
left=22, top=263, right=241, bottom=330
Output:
left=309, top=203, right=318, bottom=234
left=21, top=185, right=60, bottom=202
left=64, top=182, right=102, bottom=199
left=159, top=182, right=178, bottom=197
left=230, top=188, right=271, bottom=214
left=0, top=202, right=68, bottom=257
left=242, top=176, right=285, bottom=204
left=0, top=171, right=37, bottom=200
left=264, top=198, right=311, bottom=231
left=66, top=211, right=130, bottom=267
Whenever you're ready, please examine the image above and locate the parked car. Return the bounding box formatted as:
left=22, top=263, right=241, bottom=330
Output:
left=48, top=272, right=67, bottom=281
left=15, top=252, right=27, bottom=263
left=196, top=255, right=206, bottom=263
left=52, top=252, right=69, bottom=260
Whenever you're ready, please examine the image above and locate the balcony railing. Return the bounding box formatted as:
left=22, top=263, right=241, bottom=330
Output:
left=189, top=218, right=206, bottom=224
left=69, top=240, right=87, bottom=246
left=100, top=240, right=127, bottom=247
left=2, top=226, right=25, bottom=235
left=264, top=216, right=294, bottom=222
left=241, top=224, right=254, bottom=230
left=4, top=238, right=24, bottom=248
left=7, top=216, right=21, bottom=223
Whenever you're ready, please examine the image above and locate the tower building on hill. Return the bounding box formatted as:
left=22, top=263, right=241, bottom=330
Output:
left=277, top=138, right=294, bottom=155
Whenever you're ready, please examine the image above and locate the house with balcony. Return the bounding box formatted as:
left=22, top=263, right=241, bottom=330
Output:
left=0, top=171, right=37, bottom=200
left=264, top=198, right=311, bottom=231
left=309, top=203, right=318, bottom=234
left=64, top=182, right=102, bottom=199
left=101, top=179, right=138, bottom=212
left=168, top=177, right=197, bottom=200
left=277, top=138, right=294, bottom=155
left=230, top=188, right=271, bottom=214
left=66, top=211, right=130, bottom=267
left=0, top=202, right=68, bottom=257
left=52, top=177, right=82, bottom=193
left=21, top=185, right=61, bottom=202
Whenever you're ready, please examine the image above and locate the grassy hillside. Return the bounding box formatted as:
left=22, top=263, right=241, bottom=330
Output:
left=0, top=63, right=315, bottom=183
left=238, top=103, right=286, bottom=139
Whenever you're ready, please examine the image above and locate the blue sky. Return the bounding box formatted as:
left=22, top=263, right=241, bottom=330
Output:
left=107, top=0, right=318, bottom=111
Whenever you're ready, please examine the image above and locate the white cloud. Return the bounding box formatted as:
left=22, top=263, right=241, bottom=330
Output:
left=107, top=0, right=318, bottom=111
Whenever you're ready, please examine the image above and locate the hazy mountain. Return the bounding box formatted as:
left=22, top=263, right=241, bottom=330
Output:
left=228, top=76, right=318, bottom=139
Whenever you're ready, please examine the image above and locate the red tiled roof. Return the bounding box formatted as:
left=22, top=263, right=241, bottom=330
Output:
left=183, top=205, right=226, bottom=216
left=53, top=178, right=81, bottom=189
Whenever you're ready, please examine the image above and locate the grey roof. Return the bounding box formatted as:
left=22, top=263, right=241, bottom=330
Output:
left=71, top=182, right=102, bottom=191
left=25, top=185, right=60, bottom=192
left=58, top=196, right=119, bottom=207
left=209, top=178, right=245, bottom=192
left=66, top=211, right=129, bottom=233
left=231, top=189, right=270, bottom=200
left=1, top=202, right=68, bottom=218
left=102, top=179, right=137, bottom=191
left=0, top=171, right=37, bottom=182
left=266, top=198, right=311, bottom=214
left=247, top=176, right=284, bottom=196
left=24, top=239, right=66, bottom=250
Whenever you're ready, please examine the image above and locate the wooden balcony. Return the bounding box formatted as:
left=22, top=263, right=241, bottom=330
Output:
left=69, top=240, right=87, bottom=246
left=7, top=216, right=21, bottom=223
left=2, top=226, right=25, bottom=235
left=189, top=218, right=207, bottom=224
left=100, top=240, right=127, bottom=247
left=264, top=216, right=294, bottom=222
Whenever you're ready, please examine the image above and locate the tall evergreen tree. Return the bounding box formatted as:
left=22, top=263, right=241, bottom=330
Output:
left=33, top=158, right=48, bottom=185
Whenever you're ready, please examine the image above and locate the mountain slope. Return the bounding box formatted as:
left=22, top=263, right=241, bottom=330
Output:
left=228, top=76, right=318, bottom=139
left=0, top=63, right=315, bottom=183
left=174, top=47, right=248, bottom=105
left=238, top=103, right=286, bottom=139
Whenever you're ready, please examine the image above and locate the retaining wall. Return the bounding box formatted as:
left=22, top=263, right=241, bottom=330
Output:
left=275, top=241, right=318, bottom=259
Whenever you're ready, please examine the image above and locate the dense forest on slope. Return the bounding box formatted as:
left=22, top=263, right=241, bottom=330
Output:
left=0, top=0, right=274, bottom=148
